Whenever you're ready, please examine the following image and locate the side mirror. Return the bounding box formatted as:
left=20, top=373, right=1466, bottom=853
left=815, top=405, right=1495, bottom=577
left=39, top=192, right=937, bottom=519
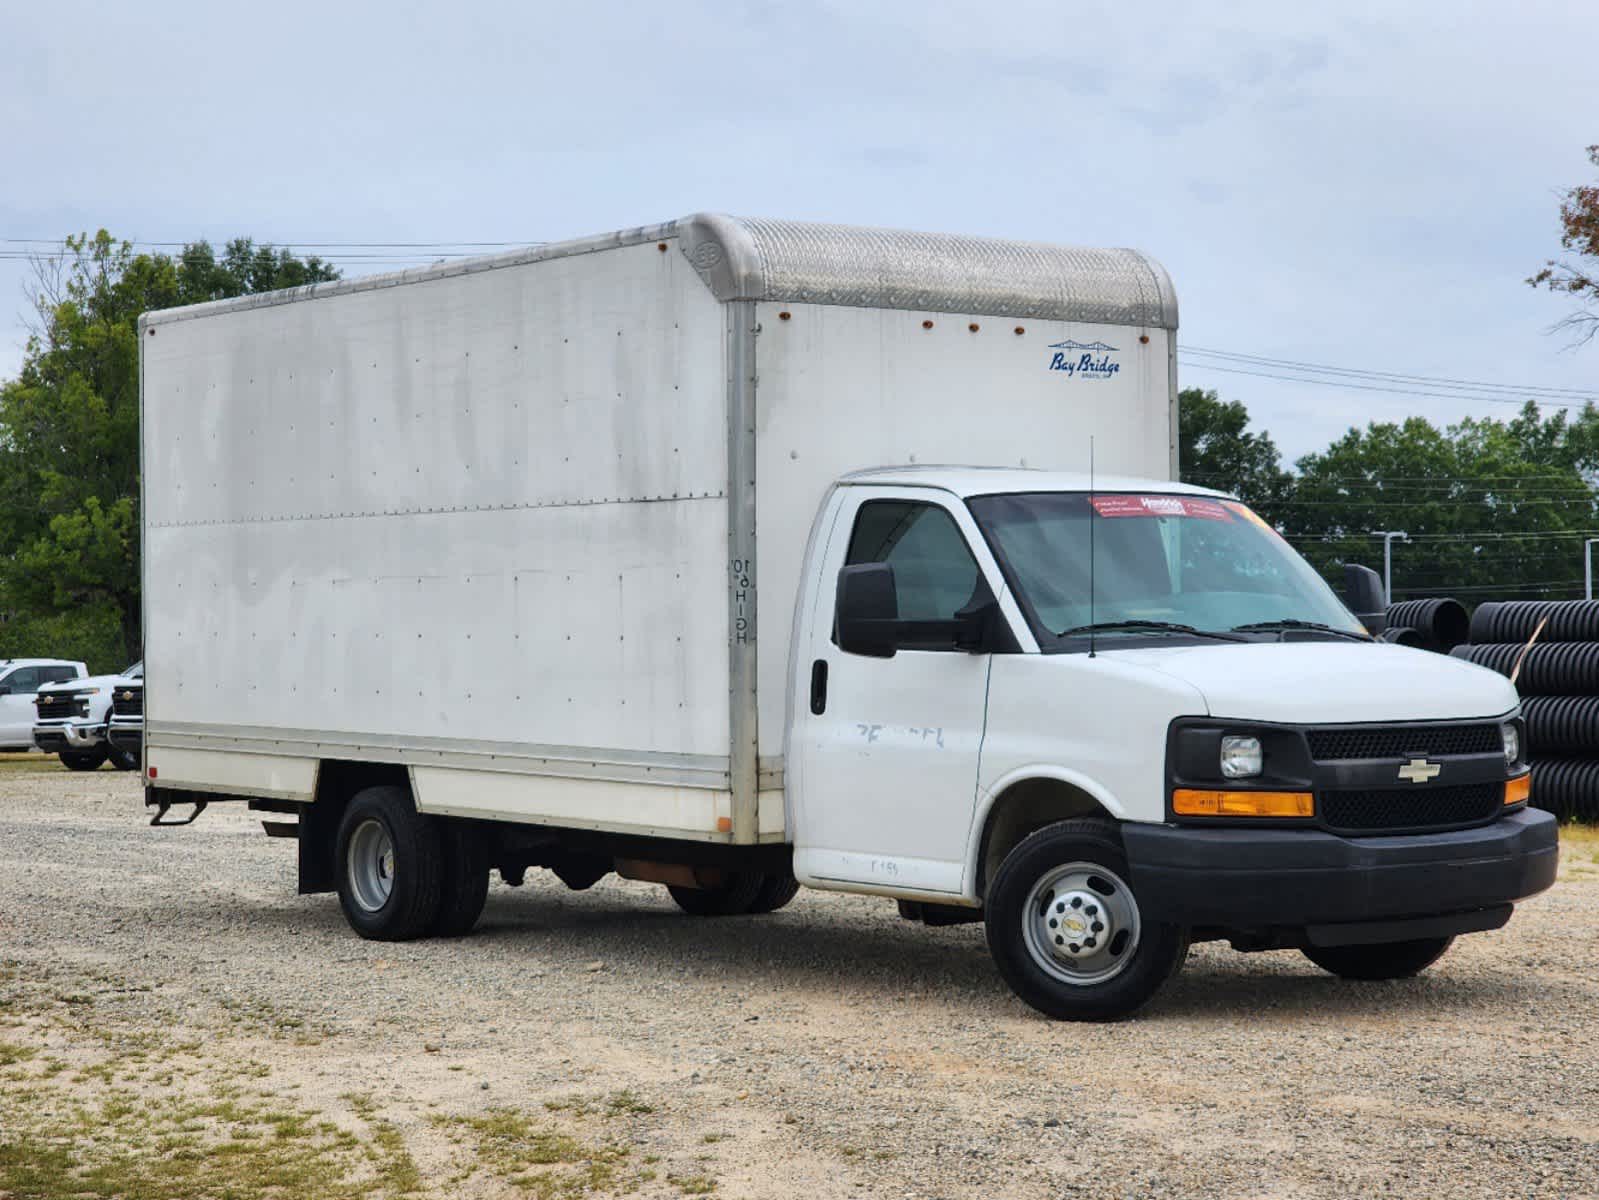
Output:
left=1343, top=563, right=1388, bottom=635
left=836, top=563, right=901, bottom=658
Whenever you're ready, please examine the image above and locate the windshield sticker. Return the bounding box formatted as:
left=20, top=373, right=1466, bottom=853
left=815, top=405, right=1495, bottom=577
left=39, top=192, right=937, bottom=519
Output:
left=1090, top=495, right=1235, bottom=522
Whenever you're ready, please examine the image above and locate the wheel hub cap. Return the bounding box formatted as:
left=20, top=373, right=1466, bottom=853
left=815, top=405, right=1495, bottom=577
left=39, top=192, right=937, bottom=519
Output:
left=348, top=819, right=396, bottom=913
left=1022, top=863, right=1141, bottom=986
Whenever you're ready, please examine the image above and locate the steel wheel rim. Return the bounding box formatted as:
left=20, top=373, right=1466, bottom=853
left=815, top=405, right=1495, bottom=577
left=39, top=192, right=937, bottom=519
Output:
left=348, top=818, right=396, bottom=913
left=1021, top=861, right=1142, bottom=986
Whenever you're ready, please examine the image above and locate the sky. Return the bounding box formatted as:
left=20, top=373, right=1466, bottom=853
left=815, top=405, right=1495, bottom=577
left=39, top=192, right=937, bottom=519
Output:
left=3, top=0, right=1596, bottom=463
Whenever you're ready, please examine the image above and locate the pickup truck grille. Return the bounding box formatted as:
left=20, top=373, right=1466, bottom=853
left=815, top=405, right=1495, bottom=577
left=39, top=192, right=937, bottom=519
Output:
left=112, top=687, right=143, bottom=718
left=1306, top=724, right=1502, bottom=761
left=1321, top=782, right=1503, bottom=834
left=34, top=692, right=88, bottom=720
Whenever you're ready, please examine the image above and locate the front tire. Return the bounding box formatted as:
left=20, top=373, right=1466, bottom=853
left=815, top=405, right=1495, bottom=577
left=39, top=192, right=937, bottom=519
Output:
left=110, top=746, right=141, bottom=772
left=1302, top=937, right=1454, bottom=980
left=985, top=818, right=1187, bottom=1021
left=59, top=747, right=108, bottom=771
left=335, top=785, right=444, bottom=941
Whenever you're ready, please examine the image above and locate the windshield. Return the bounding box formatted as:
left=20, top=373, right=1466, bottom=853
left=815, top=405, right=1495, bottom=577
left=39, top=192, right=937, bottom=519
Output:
left=966, top=492, right=1366, bottom=643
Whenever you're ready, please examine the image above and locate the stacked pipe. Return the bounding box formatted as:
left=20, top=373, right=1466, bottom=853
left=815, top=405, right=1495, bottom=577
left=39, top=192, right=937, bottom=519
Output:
left=1380, top=597, right=1470, bottom=653
left=1450, top=600, right=1599, bottom=822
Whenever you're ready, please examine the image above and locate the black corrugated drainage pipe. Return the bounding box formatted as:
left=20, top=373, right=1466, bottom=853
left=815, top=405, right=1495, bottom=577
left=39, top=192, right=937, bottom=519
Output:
left=1528, top=758, right=1599, bottom=822
left=1383, top=598, right=1469, bottom=652
left=1469, top=600, right=1599, bottom=644
left=1450, top=643, right=1599, bottom=695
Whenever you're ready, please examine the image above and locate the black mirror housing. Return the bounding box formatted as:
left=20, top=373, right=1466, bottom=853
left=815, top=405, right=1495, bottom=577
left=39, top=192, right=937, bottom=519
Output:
left=1342, top=563, right=1388, bottom=635
left=836, top=563, right=900, bottom=658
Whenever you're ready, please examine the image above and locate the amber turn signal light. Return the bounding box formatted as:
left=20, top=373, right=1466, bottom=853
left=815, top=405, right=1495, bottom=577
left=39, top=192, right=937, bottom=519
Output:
left=1504, top=774, right=1532, bottom=806
left=1172, top=789, right=1314, bottom=818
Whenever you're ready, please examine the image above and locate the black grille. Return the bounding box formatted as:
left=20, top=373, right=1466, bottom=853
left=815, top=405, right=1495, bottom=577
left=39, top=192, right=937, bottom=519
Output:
left=112, top=687, right=143, bottom=718
left=1321, top=782, right=1503, bottom=834
left=1307, top=724, right=1502, bottom=761
left=34, top=692, right=87, bottom=720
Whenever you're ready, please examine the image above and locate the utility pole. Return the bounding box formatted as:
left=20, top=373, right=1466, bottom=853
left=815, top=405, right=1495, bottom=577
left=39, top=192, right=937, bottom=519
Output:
left=1374, top=531, right=1410, bottom=606
left=1586, top=538, right=1599, bottom=600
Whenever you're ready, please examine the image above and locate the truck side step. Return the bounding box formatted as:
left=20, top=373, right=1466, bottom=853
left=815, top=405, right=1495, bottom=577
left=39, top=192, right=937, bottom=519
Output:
left=148, top=797, right=208, bottom=827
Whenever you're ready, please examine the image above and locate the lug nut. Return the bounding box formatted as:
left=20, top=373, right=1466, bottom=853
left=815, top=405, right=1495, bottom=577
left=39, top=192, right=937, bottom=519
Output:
left=1071, top=897, right=1083, bottom=909
left=1068, top=944, right=1081, bottom=954
left=1084, top=937, right=1097, bottom=949
left=1091, top=921, right=1104, bottom=933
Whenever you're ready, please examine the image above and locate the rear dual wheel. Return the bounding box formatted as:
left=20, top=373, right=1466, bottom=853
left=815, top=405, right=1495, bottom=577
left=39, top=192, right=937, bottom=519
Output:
left=335, top=785, right=487, bottom=940
left=668, top=870, right=800, bottom=916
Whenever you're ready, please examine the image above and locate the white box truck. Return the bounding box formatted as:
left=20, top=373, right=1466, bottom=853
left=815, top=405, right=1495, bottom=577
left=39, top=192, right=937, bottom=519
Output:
left=140, top=214, right=1556, bottom=1019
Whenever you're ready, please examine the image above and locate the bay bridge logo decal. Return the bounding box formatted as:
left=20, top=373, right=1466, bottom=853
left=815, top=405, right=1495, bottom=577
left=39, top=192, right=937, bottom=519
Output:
left=1047, top=339, right=1121, bottom=380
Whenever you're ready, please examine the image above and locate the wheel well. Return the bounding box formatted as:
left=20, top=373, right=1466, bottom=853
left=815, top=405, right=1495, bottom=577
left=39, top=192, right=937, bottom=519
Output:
left=976, top=777, right=1112, bottom=900
left=299, top=760, right=411, bottom=894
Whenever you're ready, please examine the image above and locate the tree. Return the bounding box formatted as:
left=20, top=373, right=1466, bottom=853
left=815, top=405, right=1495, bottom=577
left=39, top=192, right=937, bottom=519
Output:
left=0, top=232, right=337, bottom=668
left=1176, top=387, right=1294, bottom=522
left=1529, top=144, right=1599, bottom=345
left=1288, top=403, right=1599, bottom=601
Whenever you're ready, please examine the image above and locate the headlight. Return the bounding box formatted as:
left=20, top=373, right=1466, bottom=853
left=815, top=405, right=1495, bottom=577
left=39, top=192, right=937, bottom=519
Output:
left=1501, top=721, right=1520, bottom=766
left=1220, top=734, right=1264, bottom=779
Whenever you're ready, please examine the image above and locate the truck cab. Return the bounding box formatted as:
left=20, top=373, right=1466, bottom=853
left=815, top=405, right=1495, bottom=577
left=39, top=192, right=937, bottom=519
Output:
left=788, top=468, right=1555, bottom=1018
left=33, top=663, right=143, bottom=771
left=0, top=659, right=86, bottom=751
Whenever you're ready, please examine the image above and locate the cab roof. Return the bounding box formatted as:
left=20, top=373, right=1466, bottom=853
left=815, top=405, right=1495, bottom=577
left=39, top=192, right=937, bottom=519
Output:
left=836, top=466, right=1232, bottom=501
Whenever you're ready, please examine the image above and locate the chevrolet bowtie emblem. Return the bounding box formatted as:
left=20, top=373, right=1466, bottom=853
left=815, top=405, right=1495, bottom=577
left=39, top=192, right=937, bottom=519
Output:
left=1398, top=758, right=1442, bottom=784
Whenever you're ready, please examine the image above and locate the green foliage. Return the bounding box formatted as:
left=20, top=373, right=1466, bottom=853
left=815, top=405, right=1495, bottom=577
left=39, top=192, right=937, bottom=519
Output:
left=0, top=231, right=337, bottom=663
left=1185, top=388, right=1599, bottom=602
left=1177, top=387, right=1294, bottom=522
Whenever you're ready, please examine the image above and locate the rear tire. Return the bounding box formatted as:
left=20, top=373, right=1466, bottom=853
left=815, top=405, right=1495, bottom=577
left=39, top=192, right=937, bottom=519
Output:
left=668, top=871, right=765, bottom=916
left=59, top=747, right=108, bottom=771
left=1302, top=937, right=1454, bottom=980
left=431, top=820, right=489, bottom=937
left=745, top=872, right=801, bottom=915
left=985, top=818, right=1188, bottom=1021
left=335, top=785, right=444, bottom=941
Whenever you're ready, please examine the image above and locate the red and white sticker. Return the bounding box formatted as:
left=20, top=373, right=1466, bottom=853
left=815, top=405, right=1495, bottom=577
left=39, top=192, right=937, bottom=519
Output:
left=1089, top=495, right=1235, bottom=522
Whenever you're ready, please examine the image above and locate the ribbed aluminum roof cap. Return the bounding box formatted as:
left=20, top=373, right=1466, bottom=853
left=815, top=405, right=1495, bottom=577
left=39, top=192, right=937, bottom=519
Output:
left=677, top=213, right=1177, bottom=330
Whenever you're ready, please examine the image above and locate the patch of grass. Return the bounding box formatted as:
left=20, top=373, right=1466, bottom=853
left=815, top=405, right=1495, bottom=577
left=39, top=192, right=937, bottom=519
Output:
left=668, top=1172, right=718, bottom=1195
left=0, top=753, right=61, bottom=775
left=544, top=1088, right=656, bottom=1119
left=701, top=1132, right=730, bottom=1144
left=435, top=1107, right=649, bottom=1197
left=0, top=1041, right=37, bottom=1067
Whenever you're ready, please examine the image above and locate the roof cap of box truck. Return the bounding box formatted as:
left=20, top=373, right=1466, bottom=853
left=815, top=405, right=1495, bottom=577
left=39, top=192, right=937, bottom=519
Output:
left=838, top=466, right=1230, bottom=500
left=139, top=214, right=1176, bottom=331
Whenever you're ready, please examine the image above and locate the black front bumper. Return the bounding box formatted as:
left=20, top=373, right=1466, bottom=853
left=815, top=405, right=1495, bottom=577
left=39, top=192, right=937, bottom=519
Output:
left=1123, top=808, right=1559, bottom=938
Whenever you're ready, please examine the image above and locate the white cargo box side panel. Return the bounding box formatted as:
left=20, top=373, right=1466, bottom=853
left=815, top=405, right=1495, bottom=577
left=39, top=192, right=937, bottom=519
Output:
left=751, top=303, right=1172, bottom=758
left=144, top=238, right=734, bottom=832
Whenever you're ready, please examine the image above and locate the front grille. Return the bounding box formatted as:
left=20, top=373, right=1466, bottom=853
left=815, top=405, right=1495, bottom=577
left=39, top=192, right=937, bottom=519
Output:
left=1307, top=724, right=1502, bottom=761
left=34, top=692, right=87, bottom=720
left=1321, top=782, right=1503, bottom=834
left=112, top=688, right=143, bottom=718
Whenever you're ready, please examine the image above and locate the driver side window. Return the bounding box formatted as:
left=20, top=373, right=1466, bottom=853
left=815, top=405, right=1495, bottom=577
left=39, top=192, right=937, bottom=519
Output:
left=845, top=500, right=980, bottom=643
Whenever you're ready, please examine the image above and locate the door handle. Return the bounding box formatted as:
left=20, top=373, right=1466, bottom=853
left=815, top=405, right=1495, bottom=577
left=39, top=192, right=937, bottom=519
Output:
left=810, top=659, right=828, bottom=715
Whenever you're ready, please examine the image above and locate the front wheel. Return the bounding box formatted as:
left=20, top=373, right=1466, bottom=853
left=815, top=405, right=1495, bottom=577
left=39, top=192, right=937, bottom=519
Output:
left=59, top=747, right=108, bottom=771
left=985, top=818, right=1187, bottom=1021
left=1302, top=937, right=1454, bottom=980
left=110, top=746, right=141, bottom=772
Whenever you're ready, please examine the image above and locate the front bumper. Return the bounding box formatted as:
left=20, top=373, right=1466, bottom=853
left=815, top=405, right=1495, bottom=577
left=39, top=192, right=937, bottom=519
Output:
left=1123, top=808, right=1559, bottom=937
left=33, top=720, right=107, bottom=752
left=107, top=720, right=142, bottom=753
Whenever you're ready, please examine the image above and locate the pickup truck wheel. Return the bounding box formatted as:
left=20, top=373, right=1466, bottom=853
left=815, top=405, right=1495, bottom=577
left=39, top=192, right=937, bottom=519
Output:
left=745, top=872, right=801, bottom=914
left=431, top=821, right=489, bottom=937
left=1301, top=937, right=1454, bottom=980
left=335, top=786, right=444, bottom=941
left=59, top=747, right=108, bottom=771
left=985, top=818, right=1187, bottom=1021
left=110, top=747, right=141, bottom=771
left=668, top=871, right=765, bottom=916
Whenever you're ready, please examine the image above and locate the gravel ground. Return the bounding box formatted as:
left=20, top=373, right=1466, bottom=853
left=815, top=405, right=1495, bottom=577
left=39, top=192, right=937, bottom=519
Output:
left=2, top=762, right=1598, bottom=1198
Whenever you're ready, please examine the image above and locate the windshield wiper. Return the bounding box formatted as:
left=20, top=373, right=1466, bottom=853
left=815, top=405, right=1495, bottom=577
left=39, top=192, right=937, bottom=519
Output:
left=1057, top=620, right=1248, bottom=642
left=1230, top=619, right=1370, bottom=641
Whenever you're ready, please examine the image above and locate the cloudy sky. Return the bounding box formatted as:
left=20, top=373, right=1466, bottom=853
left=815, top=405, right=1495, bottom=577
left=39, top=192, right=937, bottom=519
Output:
left=3, top=0, right=1596, bottom=462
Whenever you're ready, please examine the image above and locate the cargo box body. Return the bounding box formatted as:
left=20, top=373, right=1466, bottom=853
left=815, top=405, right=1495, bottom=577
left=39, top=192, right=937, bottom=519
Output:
left=140, top=214, right=1178, bottom=845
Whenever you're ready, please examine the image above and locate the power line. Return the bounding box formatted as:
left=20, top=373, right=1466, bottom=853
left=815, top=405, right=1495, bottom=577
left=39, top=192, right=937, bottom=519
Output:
left=1179, top=360, right=1593, bottom=409
left=1181, top=344, right=1599, bottom=401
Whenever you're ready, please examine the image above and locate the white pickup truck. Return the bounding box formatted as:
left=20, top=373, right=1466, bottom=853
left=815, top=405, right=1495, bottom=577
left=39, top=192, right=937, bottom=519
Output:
left=0, top=659, right=87, bottom=751
left=138, top=213, right=1557, bottom=1020
left=33, top=663, right=143, bottom=771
